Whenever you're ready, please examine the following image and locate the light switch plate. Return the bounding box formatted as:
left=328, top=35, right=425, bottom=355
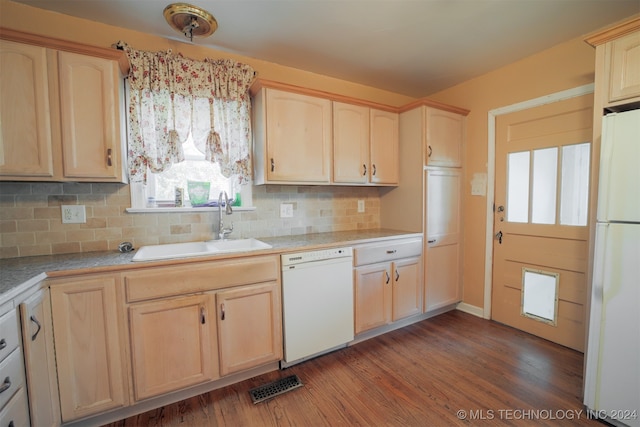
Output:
left=357, top=200, right=365, bottom=213
left=280, top=203, right=293, bottom=218
left=61, top=205, right=86, bottom=224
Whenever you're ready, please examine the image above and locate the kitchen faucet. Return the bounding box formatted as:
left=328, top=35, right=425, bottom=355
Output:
left=218, top=191, right=233, bottom=240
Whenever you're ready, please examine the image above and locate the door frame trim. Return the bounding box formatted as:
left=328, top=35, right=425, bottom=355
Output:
left=482, top=83, right=594, bottom=319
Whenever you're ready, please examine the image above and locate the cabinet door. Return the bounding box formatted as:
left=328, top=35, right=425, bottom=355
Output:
left=354, top=263, right=392, bottom=334
left=391, top=257, right=422, bottom=321
left=370, top=109, right=399, bottom=184
left=608, top=31, right=640, bottom=103
left=58, top=51, right=123, bottom=181
left=19, top=289, right=61, bottom=427
left=333, top=102, right=369, bottom=184
left=217, top=282, right=282, bottom=376
left=424, top=168, right=462, bottom=312
left=425, top=107, right=464, bottom=167
left=50, top=274, right=127, bottom=422
left=129, top=294, right=217, bottom=400
left=0, top=41, right=56, bottom=179
left=265, top=89, right=331, bottom=183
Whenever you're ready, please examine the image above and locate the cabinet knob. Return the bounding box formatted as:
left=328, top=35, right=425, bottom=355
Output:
left=107, top=148, right=113, bottom=167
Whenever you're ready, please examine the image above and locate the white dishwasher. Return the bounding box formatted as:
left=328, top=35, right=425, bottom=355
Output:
left=281, top=247, right=354, bottom=367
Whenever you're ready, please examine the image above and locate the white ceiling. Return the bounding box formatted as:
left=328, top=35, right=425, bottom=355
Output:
left=10, top=0, right=640, bottom=97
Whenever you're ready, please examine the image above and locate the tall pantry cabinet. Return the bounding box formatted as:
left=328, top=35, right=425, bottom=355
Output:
left=380, top=100, right=469, bottom=314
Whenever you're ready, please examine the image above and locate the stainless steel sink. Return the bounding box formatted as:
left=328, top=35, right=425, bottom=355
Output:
left=132, top=238, right=272, bottom=262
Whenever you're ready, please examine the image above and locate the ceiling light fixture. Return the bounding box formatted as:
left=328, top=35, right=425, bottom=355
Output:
left=163, top=3, right=218, bottom=42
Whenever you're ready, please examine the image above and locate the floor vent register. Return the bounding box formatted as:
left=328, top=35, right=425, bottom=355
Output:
left=248, top=375, right=303, bottom=404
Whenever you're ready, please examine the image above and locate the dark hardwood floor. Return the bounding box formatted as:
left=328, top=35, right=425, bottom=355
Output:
left=106, top=311, right=601, bottom=426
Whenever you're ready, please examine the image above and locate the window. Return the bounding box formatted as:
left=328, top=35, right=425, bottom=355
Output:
left=141, top=137, right=251, bottom=208
left=120, top=44, right=255, bottom=210
left=506, top=142, right=590, bottom=226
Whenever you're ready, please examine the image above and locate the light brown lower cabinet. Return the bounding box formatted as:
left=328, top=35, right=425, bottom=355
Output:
left=49, top=274, right=128, bottom=422
left=217, top=281, right=283, bottom=376
left=354, top=237, right=423, bottom=335
left=129, top=294, right=218, bottom=401
left=19, top=289, right=60, bottom=427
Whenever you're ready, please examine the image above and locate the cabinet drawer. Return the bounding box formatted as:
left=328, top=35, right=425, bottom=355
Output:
left=124, top=255, right=280, bottom=302
left=0, top=348, right=25, bottom=411
left=0, top=387, right=29, bottom=427
left=354, top=238, right=422, bottom=266
left=0, top=311, right=20, bottom=363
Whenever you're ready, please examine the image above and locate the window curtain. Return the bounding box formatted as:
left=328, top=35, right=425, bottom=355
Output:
left=121, top=43, right=255, bottom=184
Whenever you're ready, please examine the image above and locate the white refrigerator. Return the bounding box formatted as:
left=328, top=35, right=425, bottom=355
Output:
left=584, top=109, right=640, bottom=427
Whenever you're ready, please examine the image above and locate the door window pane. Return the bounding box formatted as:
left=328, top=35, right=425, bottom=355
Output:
left=521, top=268, right=559, bottom=325
left=560, top=143, right=590, bottom=226
left=507, top=151, right=530, bottom=223
left=531, top=148, right=558, bottom=224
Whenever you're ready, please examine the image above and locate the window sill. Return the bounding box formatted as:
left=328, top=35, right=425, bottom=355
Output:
left=126, top=206, right=256, bottom=213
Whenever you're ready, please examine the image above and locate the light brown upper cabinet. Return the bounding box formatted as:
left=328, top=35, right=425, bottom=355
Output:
left=333, top=102, right=399, bottom=185
left=369, top=109, right=399, bottom=185
left=0, top=40, right=55, bottom=179
left=586, top=17, right=640, bottom=109
left=253, top=88, right=332, bottom=185
left=252, top=80, right=399, bottom=186
left=607, top=30, right=640, bottom=105
left=57, top=51, right=124, bottom=181
left=0, top=32, right=127, bottom=182
left=425, top=107, right=465, bottom=167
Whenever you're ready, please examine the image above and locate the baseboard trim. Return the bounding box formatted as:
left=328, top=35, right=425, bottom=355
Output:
left=456, top=302, right=484, bottom=318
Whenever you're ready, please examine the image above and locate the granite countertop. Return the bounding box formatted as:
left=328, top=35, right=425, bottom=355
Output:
left=0, top=229, right=421, bottom=299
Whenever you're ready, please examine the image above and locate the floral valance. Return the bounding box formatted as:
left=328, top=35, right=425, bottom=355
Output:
left=118, top=42, right=256, bottom=184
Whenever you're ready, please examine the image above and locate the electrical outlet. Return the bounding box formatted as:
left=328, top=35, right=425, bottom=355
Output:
left=357, top=200, right=365, bottom=213
left=280, top=203, right=293, bottom=218
left=61, top=205, right=86, bottom=224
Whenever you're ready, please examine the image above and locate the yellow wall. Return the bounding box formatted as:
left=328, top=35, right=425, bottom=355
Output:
left=0, top=0, right=414, bottom=107
left=427, top=37, right=597, bottom=309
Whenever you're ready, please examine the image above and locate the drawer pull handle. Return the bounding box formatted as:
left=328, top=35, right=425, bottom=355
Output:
left=363, top=164, right=367, bottom=176
left=395, top=269, right=400, bottom=282
left=428, top=145, right=432, bottom=158
left=220, top=303, right=225, bottom=321
left=428, top=239, right=436, bottom=244
left=107, top=148, right=113, bottom=167
left=200, top=307, right=206, bottom=325
left=0, top=339, right=6, bottom=350
left=270, top=158, right=275, bottom=172
left=30, top=315, right=42, bottom=341
left=386, top=250, right=397, bottom=254
left=0, top=377, right=11, bottom=394
left=372, top=164, right=377, bottom=176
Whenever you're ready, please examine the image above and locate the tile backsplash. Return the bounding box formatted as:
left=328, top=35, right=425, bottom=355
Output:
left=0, top=182, right=380, bottom=259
